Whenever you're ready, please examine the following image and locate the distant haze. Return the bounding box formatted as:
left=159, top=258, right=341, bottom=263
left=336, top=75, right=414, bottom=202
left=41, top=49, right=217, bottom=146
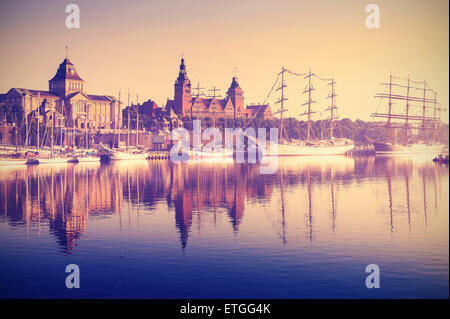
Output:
left=0, top=0, right=448, bottom=123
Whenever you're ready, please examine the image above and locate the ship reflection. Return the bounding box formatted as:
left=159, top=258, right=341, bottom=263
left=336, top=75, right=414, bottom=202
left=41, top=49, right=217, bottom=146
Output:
left=0, top=155, right=446, bottom=254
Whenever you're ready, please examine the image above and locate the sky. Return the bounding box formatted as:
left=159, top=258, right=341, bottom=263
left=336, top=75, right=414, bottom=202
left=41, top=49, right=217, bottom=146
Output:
left=0, top=0, right=448, bottom=123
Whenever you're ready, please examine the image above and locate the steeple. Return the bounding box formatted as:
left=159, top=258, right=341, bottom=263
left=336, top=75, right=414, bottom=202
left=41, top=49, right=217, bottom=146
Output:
left=49, top=52, right=85, bottom=97
left=177, top=56, right=188, bottom=82
left=227, top=76, right=244, bottom=114
left=174, top=56, right=191, bottom=115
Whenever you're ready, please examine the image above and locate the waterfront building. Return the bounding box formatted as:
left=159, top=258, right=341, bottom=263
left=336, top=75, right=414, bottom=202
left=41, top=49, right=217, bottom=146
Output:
left=0, top=55, right=123, bottom=131
left=164, top=57, right=273, bottom=120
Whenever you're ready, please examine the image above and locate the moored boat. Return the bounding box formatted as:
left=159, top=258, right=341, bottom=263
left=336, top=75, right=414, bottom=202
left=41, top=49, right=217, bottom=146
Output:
left=269, top=138, right=354, bottom=156
left=187, top=148, right=234, bottom=159
left=373, top=142, right=445, bottom=154
left=0, top=158, right=28, bottom=166
left=109, top=149, right=149, bottom=160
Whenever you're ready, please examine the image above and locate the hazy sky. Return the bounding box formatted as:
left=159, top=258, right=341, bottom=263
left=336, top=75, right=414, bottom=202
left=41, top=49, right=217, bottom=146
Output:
left=0, top=0, right=448, bottom=123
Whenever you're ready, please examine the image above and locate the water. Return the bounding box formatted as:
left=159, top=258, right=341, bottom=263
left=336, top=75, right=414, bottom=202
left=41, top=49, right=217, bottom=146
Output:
left=0, top=155, right=448, bottom=298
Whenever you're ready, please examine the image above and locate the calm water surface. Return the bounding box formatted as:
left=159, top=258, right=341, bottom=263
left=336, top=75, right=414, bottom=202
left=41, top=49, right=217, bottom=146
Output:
left=0, top=155, right=448, bottom=298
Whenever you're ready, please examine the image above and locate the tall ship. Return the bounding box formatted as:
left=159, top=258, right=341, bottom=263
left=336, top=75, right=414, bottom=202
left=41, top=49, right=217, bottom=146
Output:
left=370, top=74, right=445, bottom=154
left=264, top=67, right=354, bottom=156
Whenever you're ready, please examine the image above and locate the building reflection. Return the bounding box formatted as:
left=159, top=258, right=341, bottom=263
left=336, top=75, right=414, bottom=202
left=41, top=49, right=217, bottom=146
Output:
left=0, top=155, right=447, bottom=253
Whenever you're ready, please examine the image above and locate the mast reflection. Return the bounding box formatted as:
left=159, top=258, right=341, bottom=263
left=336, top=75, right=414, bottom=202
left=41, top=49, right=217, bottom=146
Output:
left=0, top=155, right=446, bottom=254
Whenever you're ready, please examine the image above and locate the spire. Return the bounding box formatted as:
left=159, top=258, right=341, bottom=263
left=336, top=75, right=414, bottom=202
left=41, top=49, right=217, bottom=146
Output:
left=180, top=55, right=186, bottom=73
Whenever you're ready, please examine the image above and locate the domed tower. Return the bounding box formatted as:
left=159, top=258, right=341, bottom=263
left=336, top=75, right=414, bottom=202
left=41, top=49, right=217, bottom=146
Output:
left=174, top=57, right=192, bottom=116
left=227, top=76, right=244, bottom=117
left=49, top=56, right=85, bottom=97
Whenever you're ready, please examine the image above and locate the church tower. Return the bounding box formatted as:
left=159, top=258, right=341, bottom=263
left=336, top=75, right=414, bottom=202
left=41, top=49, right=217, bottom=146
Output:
left=174, top=57, right=191, bottom=116
left=226, top=76, right=244, bottom=117
left=49, top=56, right=85, bottom=97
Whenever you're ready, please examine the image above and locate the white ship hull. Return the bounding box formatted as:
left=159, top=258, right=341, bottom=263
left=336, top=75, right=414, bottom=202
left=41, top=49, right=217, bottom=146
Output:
left=76, top=156, right=100, bottom=162
left=187, top=148, right=234, bottom=159
left=0, top=159, right=27, bottom=166
left=266, top=139, right=355, bottom=156
left=36, top=157, right=73, bottom=164
left=109, top=150, right=149, bottom=160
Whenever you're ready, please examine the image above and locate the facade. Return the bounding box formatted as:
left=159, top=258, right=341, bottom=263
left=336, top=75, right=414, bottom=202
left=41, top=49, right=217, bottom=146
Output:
left=166, top=58, right=272, bottom=120
left=0, top=56, right=123, bottom=131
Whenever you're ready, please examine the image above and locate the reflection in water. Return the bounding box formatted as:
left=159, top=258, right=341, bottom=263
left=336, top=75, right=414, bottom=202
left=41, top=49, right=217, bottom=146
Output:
left=0, top=156, right=448, bottom=254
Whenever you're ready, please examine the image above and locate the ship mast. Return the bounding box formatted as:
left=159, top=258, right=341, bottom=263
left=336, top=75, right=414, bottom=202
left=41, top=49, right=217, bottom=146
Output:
left=404, top=76, right=410, bottom=145
left=37, top=92, right=40, bottom=150
left=208, top=86, right=221, bottom=129
left=275, top=66, right=288, bottom=141
left=372, top=74, right=437, bottom=145
left=421, top=81, right=427, bottom=142
left=51, top=97, right=54, bottom=157
left=136, top=93, right=139, bottom=147
left=191, top=82, right=204, bottom=119
left=127, top=87, right=130, bottom=150
left=387, top=74, right=393, bottom=143
left=60, top=100, right=64, bottom=152
left=301, top=69, right=316, bottom=141
left=326, top=79, right=337, bottom=139
left=118, top=90, right=121, bottom=148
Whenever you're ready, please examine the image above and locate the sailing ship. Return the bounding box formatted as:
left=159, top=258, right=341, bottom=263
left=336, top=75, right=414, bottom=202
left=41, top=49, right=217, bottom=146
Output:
left=370, top=74, right=445, bottom=154
left=266, top=68, right=354, bottom=156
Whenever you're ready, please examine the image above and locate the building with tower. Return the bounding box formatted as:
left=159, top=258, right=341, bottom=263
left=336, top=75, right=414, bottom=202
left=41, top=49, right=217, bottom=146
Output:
left=164, top=57, right=272, bottom=120
left=0, top=54, right=123, bottom=132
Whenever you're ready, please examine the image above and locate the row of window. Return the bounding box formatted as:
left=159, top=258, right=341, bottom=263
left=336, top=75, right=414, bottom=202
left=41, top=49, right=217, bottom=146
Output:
left=49, top=81, right=83, bottom=91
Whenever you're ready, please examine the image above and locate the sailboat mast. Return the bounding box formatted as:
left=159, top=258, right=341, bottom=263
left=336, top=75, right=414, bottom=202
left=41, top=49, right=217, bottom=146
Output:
left=275, top=66, right=288, bottom=141
left=404, top=77, right=410, bottom=145
left=421, top=81, right=427, bottom=142
left=24, top=95, right=28, bottom=150
left=280, top=67, right=285, bottom=140
left=118, top=90, right=121, bottom=148
left=327, top=79, right=337, bottom=139
left=85, top=105, right=88, bottom=149
left=301, top=69, right=316, bottom=141
left=3, top=114, right=6, bottom=151
left=51, top=99, right=54, bottom=157
left=136, top=93, right=139, bottom=147
left=432, top=92, right=438, bottom=142
left=72, top=117, right=75, bottom=148
left=37, top=92, right=40, bottom=149
left=127, top=88, right=130, bottom=150
left=386, top=74, right=392, bottom=143
left=208, top=86, right=220, bottom=129
left=60, top=100, right=64, bottom=152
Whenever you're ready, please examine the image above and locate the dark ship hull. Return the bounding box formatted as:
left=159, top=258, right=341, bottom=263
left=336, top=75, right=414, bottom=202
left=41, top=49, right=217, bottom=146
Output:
left=373, top=142, right=445, bottom=154
left=372, top=142, right=404, bottom=152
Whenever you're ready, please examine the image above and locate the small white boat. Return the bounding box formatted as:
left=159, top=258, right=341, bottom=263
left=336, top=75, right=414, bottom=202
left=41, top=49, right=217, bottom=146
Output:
left=36, top=157, right=73, bottom=164
left=265, top=138, right=355, bottom=156
left=187, top=148, right=234, bottom=159
left=76, top=156, right=100, bottom=163
left=0, top=158, right=28, bottom=166
left=109, top=150, right=149, bottom=160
